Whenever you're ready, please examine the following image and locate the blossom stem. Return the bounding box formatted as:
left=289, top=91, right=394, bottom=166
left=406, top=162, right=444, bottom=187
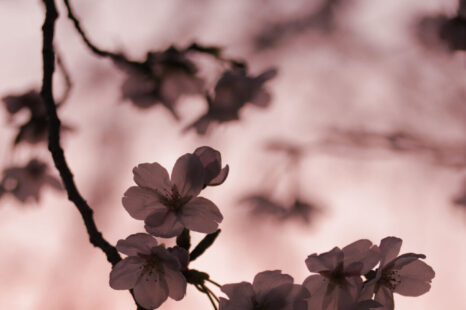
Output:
left=195, top=284, right=218, bottom=310
left=203, top=285, right=220, bottom=302
left=206, top=278, right=222, bottom=288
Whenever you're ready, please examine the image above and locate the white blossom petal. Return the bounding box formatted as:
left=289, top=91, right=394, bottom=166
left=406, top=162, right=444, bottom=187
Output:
left=171, top=154, right=204, bottom=198
left=179, top=197, right=223, bottom=234
left=134, top=273, right=169, bottom=309
left=145, top=209, right=185, bottom=238
left=133, top=163, right=171, bottom=192
left=164, top=267, right=187, bottom=300
left=395, top=260, right=435, bottom=296
left=109, top=257, right=143, bottom=290
left=116, top=233, right=158, bottom=256
left=122, top=186, right=165, bottom=220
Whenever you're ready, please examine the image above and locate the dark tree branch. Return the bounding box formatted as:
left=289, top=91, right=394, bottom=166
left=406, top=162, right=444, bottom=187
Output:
left=40, top=1, right=143, bottom=309
left=63, top=0, right=142, bottom=67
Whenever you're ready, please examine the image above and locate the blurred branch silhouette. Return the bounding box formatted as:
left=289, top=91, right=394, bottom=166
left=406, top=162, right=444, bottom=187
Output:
left=40, top=0, right=143, bottom=308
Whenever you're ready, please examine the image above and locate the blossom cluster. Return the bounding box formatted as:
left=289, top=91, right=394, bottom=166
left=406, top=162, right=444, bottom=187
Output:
left=110, top=147, right=434, bottom=310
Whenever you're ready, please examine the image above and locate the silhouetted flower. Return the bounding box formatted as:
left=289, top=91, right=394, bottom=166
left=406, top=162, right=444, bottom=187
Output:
left=0, top=159, right=62, bottom=202
left=303, top=240, right=380, bottom=310
left=187, top=67, right=277, bottom=134
left=109, top=233, right=187, bottom=309
left=122, top=152, right=223, bottom=238
left=2, top=89, right=70, bottom=145
left=193, top=146, right=229, bottom=187
left=116, top=47, right=204, bottom=119
left=361, top=237, right=435, bottom=310
left=219, top=270, right=309, bottom=310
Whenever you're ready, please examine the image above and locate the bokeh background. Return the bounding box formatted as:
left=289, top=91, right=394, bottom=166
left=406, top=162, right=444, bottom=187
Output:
left=0, top=0, right=465, bottom=309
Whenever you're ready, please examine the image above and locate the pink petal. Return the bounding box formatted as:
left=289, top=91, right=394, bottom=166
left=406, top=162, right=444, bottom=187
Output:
left=221, top=282, right=255, bottom=308
left=133, top=162, right=171, bottom=192
left=116, top=233, right=158, bottom=256
left=122, top=186, right=165, bottom=220
left=171, top=153, right=204, bottom=198
left=302, top=275, right=327, bottom=309
left=305, top=247, right=343, bottom=273
left=395, top=260, right=435, bottom=297
left=209, top=165, right=229, bottom=186
left=109, top=257, right=143, bottom=290
left=343, top=239, right=380, bottom=274
left=163, top=267, right=187, bottom=301
left=379, top=237, right=402, bottom=266
left=145, top=208, right=185, bottom=238
left=134, top=273, right=169, bottom=309
left=179, top=197, right=223, bottom=234
left=252, top=270, right=293, bottom=295
left=375, top=286, right=394, bottom=310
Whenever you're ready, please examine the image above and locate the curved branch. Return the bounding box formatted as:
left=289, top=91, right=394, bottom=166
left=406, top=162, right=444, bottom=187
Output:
left=40, top=1, right=144, bottom=309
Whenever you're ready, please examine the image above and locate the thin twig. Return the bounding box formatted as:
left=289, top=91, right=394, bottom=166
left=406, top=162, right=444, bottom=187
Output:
left=206, top=278, right=222, bottom=288
left=40, top=1, right=143, bottom=309
left=63, top=0, right=142, bottom=68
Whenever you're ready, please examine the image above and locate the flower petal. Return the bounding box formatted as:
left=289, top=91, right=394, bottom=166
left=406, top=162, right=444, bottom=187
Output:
left=193, top=146, right=228, bottom=186
left=302, top=275, right=327, bottom=309
left=253, top=270, right=293, bottom=295
left=343, top=239, right=380, bottom=274
left=395, top=260, right=435, bottom=297
left=179, top=197, right=223, bottom=234
left=133, top=162, right=171, bottom=192
left=305, top=247, right=343, bottom=273
left=134, top=272, right=169, bottom=309
left=374, top=286, right=394, bottom=310
left=209, top=165, right=229, bottom=186
left=122, top=186, right=165, bottom=220
left=163, top=267, right=187, bottom=301
left=220, top=282, right=255, bottom=309
left=145, top=209, right=185, bottom=238
left=379, top=237, right=402, bottom=266
left=171, top=153, right=204, bottom=198
left=116, top=233, right=158, bottom=256
left=109, top=257, right=143, bottom=290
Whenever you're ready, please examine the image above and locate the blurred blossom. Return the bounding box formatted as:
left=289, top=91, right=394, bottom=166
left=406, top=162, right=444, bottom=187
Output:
left=193, top=146, right=229, bottom=187
left=219, top=270, right=309, bottom=310
left=453, top=181, right=466, bottom=209
left=303, top=240, right=380, bottom=310
left=187, top=66, right=277, bottom=135
left=241, top=195, right=321, bottom=224
left=0, top=159, right=62, bottom=203
left=361, top=237, right=435, bottom=310
left=109, top=233, right=187, bottom=309
left=254, top=0, right=348, bottom=50
left=122, top=152, right=223, bottom=238
left=2, top=89, right=70, bottom=145
left=116, top=46, right=204, bottom=119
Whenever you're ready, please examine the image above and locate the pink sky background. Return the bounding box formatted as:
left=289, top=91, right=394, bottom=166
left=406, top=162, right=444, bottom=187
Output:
left=0, top=0, right=465, bottom=309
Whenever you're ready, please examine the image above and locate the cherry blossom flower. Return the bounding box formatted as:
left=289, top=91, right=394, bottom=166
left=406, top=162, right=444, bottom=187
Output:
left=109, top=233, right=187, bottom=309
left=0, top=159, right=62, bottom=202
left=193, top=146, right=229, bottom=187
left=303, top=240, right=380, bottom=310
left=116, top=47, right=204, bottom=118
left=219, top=270, right=309, bottom=310
left=361, top=237, right=435, bottom=310
left=187, top=66, right=277, bottom=134
left=122, top=152, right=223, bottom=238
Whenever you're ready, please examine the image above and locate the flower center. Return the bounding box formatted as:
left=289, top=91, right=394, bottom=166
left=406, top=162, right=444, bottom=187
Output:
left=381, top=269, right=401, bottom=290
left=320, top=262, right=347, bottom=285
left=139, top=254, right=164, bottom=281
left=159, top=185, right=191, bottom=212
